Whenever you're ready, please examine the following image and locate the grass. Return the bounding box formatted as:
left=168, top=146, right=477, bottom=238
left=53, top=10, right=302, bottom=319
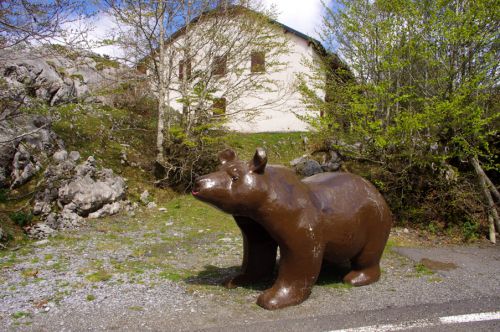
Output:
left=86, top=270, right=113, bottom=282
left=226, top=132, right=307, bottom=165
left=11, top=311, right=31, bottom=319
left=414, top=263, right=435, bottom=276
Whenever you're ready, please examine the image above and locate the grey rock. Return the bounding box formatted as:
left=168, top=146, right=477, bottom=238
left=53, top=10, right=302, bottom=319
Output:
left=27, top=223, right=55, bottom=239
left=58, top=163, right=126, bottom=216
left=140, top=190, right=150, bottom=204
left=88, top=202, right=121, bottom=219
left=0, top=167, right=7, bottom=188
left=290, top=155, right=308, bottom=167
left=57, top=209, right=83, bottom=229
left=45, top=213, right=59, bottom=229
left=329, top=151, right=341, bottom=163
left=53, top=150, right=68, bottom=162
left=33, top=200, right=51, bottom=216
left=291, top=157, right=323, bottom=177
left=0, top=46, right=124, bottom=106
left=69, top=151, right=80, bottom=162
left=321, top=161, right=341, bottom=172
left=10, top=146, right=42, bottom=188
left=74, top=156, right=96, bottom=178
left=147, top=202, right=157, bottom=209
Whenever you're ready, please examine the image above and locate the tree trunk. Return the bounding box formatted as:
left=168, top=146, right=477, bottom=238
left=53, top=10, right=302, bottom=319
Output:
left=470, top=156, right=499, bottom=242
left=156, top=4, right=167, bottom=164
left=488, top=215, right=496, bottom=244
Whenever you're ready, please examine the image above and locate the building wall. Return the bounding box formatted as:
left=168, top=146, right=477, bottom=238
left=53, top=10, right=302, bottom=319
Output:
left=226, top=32, right=317, bottom=132
left=167, top=19, right=320, bottom=133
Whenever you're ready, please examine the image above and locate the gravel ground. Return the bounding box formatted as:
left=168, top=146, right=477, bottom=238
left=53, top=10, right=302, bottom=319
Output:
left=1, top=207, right=498, bottom=331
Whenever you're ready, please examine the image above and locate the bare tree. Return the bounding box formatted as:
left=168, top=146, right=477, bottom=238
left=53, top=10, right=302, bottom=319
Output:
left=101, top=1, right=289, bottom=169
left=0, top=0, right=87, bottom=50
left=169, top=3, right=290, bottom=136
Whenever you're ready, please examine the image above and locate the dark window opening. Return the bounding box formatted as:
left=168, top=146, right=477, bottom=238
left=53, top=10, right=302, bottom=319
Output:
left=179, top=59, right=191, bottom=80
left=212, top=98, right=226, bottom=115
left=251, top=51, right=265, bottom=73
left=212, top=55, right=227, bottom=76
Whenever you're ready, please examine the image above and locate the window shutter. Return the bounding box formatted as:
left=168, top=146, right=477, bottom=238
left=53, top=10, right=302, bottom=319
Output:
left=179, top=59, right=191, bottom=80
left=212, top=98, right=226, bottom=115
left=213, top=55, right=227, bottom=76
left=251, top=52, right=265, bottom=73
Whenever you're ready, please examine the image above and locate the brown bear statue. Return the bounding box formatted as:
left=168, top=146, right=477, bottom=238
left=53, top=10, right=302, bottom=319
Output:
left=192, top=148, right=392, bottom=310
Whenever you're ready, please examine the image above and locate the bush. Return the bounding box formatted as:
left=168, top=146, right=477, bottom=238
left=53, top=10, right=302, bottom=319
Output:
left=155, top=125, right=227, bottom=192
left=9, top=212, right=33, bottom=227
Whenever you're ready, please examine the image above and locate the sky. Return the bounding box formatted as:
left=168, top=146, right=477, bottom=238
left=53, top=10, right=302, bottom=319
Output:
left=82, top=0, right=330, bottom=58
left=266, top=0, right=325, bottom=39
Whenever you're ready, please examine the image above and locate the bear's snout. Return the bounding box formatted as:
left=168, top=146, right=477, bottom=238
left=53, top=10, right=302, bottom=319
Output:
left=192, top=176, right=203, bottom=195
left=192, top=175, right=219, bottom=196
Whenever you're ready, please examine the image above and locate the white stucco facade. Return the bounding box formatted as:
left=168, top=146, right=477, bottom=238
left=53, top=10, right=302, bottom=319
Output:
left=165, top=9, right=322, bottom=133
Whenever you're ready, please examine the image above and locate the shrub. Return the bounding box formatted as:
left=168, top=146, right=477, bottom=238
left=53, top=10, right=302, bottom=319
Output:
left=155, top=125, right=226, bottom=192
left=8, top=212, right=33, bottom=227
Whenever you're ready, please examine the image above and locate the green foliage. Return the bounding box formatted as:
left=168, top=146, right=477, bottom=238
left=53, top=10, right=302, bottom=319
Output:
left=158, top=124, right=226, bottom=191
left=48, top=44, right=80, bottom=60
left=299, top=0, right=498, bottom=235
left=0, top=189, right=8, bottom=203
left=89, top=54, right=120, bottom=71
left=225, top=132, right=306, bottom=165
left=9, top=212, right=32, bottom=227
left=414, top=263, right=434, bottom=276
left=461, top=219, right=480, bottom=241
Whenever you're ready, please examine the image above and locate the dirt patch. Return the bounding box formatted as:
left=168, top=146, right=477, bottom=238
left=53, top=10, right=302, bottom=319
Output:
left=419, top=258, right=458, bottom=271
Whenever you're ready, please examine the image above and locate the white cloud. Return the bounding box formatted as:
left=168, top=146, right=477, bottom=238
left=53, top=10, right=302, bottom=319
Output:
left=85, top=13, right=125, bottom=59
left=59, top=12, right=126, bottom=59
left=264, top=0, right=325, bottom=39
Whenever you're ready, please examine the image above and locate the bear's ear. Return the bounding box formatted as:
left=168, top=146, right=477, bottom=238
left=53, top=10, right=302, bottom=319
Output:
left=218, top=149, right=237, bottom=164
left=250, top=148, right=267, bottom=174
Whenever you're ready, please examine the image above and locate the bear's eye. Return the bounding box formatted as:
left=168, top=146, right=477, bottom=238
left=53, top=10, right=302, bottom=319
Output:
left=231, top=175, right=239, bottom=182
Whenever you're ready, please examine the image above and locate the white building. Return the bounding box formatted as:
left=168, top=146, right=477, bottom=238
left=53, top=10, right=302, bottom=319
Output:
left=164, top=6, right=331, bottom=133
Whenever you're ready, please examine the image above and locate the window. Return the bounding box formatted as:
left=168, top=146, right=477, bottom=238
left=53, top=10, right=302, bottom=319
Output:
left=179, top=59, right=191, bottom=80
left=251, top=51, right=265, bottom=73
left=212, top=55, right=227, bottom=76
left=212, top=98, right=226, bottom=115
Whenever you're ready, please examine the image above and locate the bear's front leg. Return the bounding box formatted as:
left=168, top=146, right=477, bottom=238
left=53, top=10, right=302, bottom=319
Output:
left=224, top=217, right=278, bottom=289
left=257, top=244, right=323, bottom=310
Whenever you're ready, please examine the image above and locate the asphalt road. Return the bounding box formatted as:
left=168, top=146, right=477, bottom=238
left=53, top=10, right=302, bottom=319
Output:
left=198, top=245, right=500, bottom=332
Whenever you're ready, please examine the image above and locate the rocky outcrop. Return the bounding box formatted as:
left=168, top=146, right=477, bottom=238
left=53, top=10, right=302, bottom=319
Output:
left=27, top=152, right=128, bottom=238
left=0, top=45, right=123, bottom=106
left=1, top=112, right=64, bottom=190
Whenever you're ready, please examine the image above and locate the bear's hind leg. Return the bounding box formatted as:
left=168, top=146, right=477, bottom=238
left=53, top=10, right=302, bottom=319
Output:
left=225, top=217, right=278, bottom=289
left=343, top=241, right=385, bottom=287
left=343, top=264, right=381, bottom=286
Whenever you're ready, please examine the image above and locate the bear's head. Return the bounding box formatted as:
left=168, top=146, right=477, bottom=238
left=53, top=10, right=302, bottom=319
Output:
left=192, top=148, right=268, bottom=215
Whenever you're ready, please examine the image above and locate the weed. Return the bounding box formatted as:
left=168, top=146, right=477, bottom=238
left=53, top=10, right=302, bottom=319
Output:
left=86, top=294, right=96, bottom=301
left=86, top=270, right=113, bottom=282
left=158, top=271, right=183, bottom=281
left=414, top=263, right=434, bottom=276
left=11, top=311, right=30, bottom=319
left=128, top=306, right=144, bottom=311
left=21, top=269, right=39, bottom=278
left=461, top=220, right=480, bottom=241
